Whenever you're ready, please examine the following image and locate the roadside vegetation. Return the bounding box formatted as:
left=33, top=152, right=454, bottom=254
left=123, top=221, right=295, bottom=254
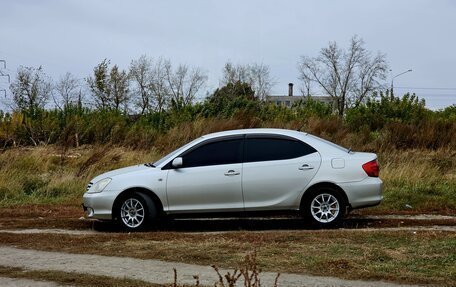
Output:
left=0, top=36, right=455, bottom=212
left=0, top=92, right=455, bottom=213
left=0, top=143, right=454, bottom=214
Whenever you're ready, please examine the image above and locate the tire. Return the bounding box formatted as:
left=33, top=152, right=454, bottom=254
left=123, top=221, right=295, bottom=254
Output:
left=116, top=192, right=156, bottom=231
left=303, top=188, right=346, bottom=228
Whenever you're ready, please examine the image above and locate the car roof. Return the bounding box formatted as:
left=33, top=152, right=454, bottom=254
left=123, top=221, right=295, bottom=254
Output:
left=200, top=128, right=307, bottom=140
left=200, top=128, right=349, bottom=155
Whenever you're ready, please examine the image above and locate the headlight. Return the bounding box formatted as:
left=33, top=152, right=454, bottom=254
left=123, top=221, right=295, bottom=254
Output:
left=88, top=178, right=112, bottom=193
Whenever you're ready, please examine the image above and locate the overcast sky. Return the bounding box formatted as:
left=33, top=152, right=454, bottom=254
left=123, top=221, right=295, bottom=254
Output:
left=0, top=0, right=455, bottom=109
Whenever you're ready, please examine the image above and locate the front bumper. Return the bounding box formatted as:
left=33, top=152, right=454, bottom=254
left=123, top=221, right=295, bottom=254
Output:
left=82, top=191, right=118, bottom=220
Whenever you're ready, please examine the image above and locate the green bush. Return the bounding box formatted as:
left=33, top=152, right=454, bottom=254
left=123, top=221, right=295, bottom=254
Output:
left=346, top=93, right=429, bottom=131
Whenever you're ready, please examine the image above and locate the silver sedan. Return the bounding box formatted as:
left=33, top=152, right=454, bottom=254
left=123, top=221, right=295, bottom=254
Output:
left=83, top=128, right=382, bottom=230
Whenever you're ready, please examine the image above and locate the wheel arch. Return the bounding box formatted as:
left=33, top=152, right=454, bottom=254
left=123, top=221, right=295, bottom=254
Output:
left=300, top=182, right=350, bottom=211
left=112, top=187, right=164, bottom=220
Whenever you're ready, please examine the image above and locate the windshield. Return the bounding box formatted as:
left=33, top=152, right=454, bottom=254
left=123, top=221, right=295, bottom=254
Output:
left=152, top=137, right=202, bottom=167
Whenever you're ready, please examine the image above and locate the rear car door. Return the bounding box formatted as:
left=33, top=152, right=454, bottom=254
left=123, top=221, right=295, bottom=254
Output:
left=165, top=136, right=244, bottom=213
left=242, top=134, right=321, bottom=210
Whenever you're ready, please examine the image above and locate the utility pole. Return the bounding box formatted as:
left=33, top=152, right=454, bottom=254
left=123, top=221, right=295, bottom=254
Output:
left=391, top=69, right=412, bottom=98
left=0, top=60, right=10, bottom=99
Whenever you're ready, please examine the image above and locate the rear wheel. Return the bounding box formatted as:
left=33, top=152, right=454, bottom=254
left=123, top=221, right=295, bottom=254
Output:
left=117, top=192, right=156, bottom=231
left=304, top=188, right=345, bottom=227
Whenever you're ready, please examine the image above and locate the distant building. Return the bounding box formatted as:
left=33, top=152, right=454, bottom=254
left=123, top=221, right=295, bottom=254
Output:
left=266, top=83, right=334, bottom=107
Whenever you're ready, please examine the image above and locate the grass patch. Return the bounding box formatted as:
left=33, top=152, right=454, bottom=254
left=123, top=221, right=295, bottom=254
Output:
left=0, top=146, right=161, bottom=206
left=0, top=229, right=454, bottom=285
left=0, top=266, right=162, bottom=287
left=370, top=148, right=456, bottom=213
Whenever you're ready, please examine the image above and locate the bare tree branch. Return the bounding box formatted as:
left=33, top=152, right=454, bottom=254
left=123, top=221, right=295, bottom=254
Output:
left=129, top=55, right=152, bottom=114
left=298, top=35, right=388, bottom=116
left=165, top=60, right=207, bottom=109
left=54, top=72, right=80, bottom=110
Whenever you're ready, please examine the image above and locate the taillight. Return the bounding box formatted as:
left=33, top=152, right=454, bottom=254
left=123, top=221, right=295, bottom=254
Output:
left=362, top=159, right=379, bottom=177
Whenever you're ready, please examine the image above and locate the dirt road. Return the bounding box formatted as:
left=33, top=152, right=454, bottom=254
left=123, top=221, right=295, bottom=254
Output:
left=0, top=246, right=420, bottom=287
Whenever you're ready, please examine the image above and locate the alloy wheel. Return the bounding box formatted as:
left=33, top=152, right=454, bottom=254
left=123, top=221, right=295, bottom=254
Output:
left=310, top=193, right=340, bottom=223
left=120, top=198, right=145, bottom=228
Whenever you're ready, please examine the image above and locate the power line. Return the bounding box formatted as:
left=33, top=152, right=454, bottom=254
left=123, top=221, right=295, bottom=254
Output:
left=395, top=86, right=456, bottom=90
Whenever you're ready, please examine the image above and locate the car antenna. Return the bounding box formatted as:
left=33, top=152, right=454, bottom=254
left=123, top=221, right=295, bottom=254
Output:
left=347, top=147, right=352, bottom=153
left=297, top=122, right=305, bottom=132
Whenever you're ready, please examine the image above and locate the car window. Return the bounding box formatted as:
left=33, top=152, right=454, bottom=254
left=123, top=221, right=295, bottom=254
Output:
left=181, top=139, right=243, bottom=168
left=153, top=137, right=202, bottom=167
left=245, top=137, right=316, bottom=163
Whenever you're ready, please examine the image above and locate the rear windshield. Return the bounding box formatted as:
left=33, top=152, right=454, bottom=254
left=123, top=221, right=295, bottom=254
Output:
left=307, top=134, right=349, bottom=153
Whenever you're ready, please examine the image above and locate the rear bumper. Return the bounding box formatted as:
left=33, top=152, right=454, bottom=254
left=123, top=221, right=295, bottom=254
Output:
left=338, top=177, right=383, bottom=209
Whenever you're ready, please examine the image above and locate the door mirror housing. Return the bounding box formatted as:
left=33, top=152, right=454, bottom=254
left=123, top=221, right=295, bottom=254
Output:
left=172, top=157, right=183, bottom=168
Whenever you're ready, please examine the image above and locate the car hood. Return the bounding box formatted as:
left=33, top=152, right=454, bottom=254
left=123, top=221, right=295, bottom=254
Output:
left=90, top=164, right=154, bottom=183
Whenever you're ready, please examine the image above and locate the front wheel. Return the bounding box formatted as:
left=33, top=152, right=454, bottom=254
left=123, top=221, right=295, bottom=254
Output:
left=117, top=192, right=156, bottom=231
left=304, top=189, right=345, bottom=227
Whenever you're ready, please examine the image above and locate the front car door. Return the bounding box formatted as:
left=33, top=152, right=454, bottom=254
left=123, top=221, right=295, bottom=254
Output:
left=242, top=134, right=321, bottom=211
left=165, top=136, right=244, bottom=213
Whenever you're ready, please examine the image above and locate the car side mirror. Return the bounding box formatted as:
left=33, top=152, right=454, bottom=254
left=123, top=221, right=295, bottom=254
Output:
left=172, top=157, right=183, bottom=168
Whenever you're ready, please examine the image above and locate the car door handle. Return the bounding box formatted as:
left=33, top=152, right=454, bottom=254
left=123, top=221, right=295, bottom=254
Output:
left=299, top=164, right=314, bottom=170
left=224, top=170, right=240, bottom=176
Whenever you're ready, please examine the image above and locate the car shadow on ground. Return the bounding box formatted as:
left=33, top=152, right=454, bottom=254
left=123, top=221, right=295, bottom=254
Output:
left=91, top=216, right=377, bottom=233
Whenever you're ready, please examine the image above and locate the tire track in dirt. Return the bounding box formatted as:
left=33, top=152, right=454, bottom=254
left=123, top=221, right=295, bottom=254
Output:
left=0, top=225, right=454, bottom=236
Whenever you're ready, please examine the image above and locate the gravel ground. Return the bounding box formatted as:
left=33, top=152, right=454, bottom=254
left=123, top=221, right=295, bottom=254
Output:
left=0, top=246, right=421, bottom=287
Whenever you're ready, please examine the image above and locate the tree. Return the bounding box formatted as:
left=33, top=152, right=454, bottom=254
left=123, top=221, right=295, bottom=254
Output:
left=206, top=81, right=256, bottom=117
left=150, top=57, right=170, bottom=112
left=164, top=60, right=207, bottom=109
left=54, top=72, right=80, bottom=110
left=9, top=66, right=52, bottom=114
left=129, top=56, right=172, bottom=114
left=298, top=36, right=388, bottom=116
left=209, top=81, right=255, bottom=103
left=221, top=62, right=275, bottom=100
left=86, top=59, right=111, bottom=110
left=109, top=65, right=129, bottom=112
left=129, top=55, right=153, bottom=114
left=86, top=59, right=129, bottom=112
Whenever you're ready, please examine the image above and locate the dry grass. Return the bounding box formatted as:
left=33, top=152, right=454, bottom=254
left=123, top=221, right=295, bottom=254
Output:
left=0, top=145, right=161, bottom=206
left=1, top=144, right=454, bottom=213
left=370, top=148, right=456, bottom=213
